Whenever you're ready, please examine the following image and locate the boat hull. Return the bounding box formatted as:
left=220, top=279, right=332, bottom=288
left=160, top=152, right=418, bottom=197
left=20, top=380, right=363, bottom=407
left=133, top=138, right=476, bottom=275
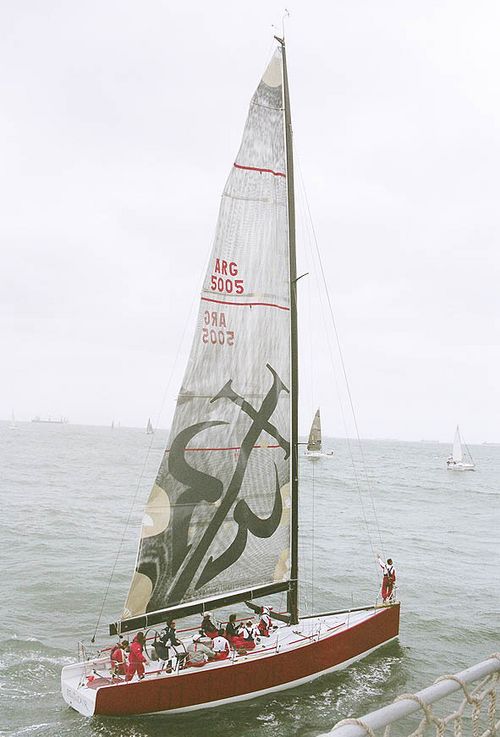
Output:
left=305, top=451, right=334, bottom=460
left=62, top=603, right=399, bottom=717
left=447, top=463, right=475, bottom=471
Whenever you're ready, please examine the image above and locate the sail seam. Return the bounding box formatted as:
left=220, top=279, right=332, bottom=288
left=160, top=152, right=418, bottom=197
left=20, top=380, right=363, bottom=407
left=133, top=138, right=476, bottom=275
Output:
left=201, top=296, right=289, bottom=311
left=234, top=163, right=286, bottom=177
left=222, top=193, right=287, bottom=206
left=251, top=101, right=284, bottom=111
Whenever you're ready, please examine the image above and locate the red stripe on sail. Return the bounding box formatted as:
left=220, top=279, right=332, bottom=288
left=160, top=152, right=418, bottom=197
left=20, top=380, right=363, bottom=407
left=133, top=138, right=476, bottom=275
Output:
left=234, top=163, right=286, bottom=177
left=201, top=297, right=289, bottom=311
left=165, top=445, right=281, bottom=453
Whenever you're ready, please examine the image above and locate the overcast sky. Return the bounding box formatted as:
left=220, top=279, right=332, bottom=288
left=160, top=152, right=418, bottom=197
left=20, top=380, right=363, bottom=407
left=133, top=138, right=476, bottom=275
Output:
left=1, top=0, right=499, bottom=443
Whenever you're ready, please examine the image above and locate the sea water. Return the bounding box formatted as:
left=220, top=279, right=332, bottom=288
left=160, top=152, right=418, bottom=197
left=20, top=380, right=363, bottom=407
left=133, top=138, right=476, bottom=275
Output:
left=1, top=422, right=498, bottom=737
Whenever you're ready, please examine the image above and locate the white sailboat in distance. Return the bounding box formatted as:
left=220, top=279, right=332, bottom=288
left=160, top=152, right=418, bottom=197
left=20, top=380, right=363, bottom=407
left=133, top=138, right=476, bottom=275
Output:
left=146, top=418, right=154, bottom=435
left=304, top=408, right=334, bottom=459
left=447, top=425, right=475, bottom=471
left=61, top=37, right=399, bottom=718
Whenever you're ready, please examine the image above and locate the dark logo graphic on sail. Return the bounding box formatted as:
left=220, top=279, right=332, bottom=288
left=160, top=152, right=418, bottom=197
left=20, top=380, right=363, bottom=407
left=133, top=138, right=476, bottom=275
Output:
left=164, top=364, right=290, bottom=604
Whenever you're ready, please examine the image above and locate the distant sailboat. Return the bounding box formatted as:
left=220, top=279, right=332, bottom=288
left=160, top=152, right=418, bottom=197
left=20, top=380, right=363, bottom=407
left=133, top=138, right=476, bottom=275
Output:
left=447, top=426, right=475, bottom=471
left=146, top=418, right=154, bottom=435
left=9, top=410, right=17, bottom=430
left=304, top=408, right=333, bottom=459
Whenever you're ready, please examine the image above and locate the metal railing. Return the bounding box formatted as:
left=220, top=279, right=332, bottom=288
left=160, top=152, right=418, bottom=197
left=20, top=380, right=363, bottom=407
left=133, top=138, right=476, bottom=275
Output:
left=320, top=654, right=500, bottom=737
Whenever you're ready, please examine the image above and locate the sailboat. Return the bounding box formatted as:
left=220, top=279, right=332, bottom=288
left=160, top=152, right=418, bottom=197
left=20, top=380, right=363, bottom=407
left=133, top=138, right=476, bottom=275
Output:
left=61, top=38, right=400, bottom=718
left=447, top=425, right=475, bottom=471
left=9, top=410, right=18, bottom=430
left=146, top=418, right=154, bottom=435
left=304, top=408, right=334, bottom=459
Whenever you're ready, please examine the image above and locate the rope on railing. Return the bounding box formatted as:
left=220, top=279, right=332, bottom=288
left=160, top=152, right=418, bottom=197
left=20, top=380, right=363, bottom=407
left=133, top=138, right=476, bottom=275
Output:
left=323, top=654, right=500, bottom=737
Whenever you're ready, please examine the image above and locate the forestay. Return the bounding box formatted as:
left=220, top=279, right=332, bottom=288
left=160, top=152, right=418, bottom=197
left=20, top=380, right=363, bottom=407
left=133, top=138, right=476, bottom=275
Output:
left=121, top=49, right=292, bottom=625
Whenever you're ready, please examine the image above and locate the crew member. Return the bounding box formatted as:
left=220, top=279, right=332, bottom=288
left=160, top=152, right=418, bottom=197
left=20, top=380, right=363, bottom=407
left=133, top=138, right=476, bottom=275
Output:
left=154, top=620, right=181, bottom=661
left=110, top=639, right=129, bottom=676
left=186, top=633, right=215, bottom=667
left=237, top=620, right=258, bottom=649
left=212, top=628, right=231, bottom=660
left=125, top=631, right=148, bottom=681
left=201, top=612, right=218, bottom=638
left=225, top=613, right=246, bottom=649
left=377, top=556, right=396, bottom=603
left=258, top=606, right=272, bottom=637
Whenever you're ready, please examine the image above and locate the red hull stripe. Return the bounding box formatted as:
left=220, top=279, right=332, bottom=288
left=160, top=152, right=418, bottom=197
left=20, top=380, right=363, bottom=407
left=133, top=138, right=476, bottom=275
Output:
left=165, top=445, right=281, bottom=453
left=234, top=163, right=286, bottom=177
left=201, top=297, right=290, bottom=311
left=95, top=604, right=400, bottom=716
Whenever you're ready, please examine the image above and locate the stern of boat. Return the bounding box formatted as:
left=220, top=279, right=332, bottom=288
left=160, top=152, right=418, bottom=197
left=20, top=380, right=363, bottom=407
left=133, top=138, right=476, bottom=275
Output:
left=61, top=658, right=108, bottom=716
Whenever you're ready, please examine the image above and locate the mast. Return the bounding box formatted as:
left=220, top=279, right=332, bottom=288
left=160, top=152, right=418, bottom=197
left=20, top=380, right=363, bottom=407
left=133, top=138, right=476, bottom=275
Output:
left=276, top=35, right=299, bottom=625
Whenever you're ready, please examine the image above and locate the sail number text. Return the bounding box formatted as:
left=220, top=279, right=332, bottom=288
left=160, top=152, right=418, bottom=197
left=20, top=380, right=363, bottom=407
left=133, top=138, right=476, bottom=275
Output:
left=210, top=258, right=244, bottom=294
left=202, top=311, right=235, bottom=346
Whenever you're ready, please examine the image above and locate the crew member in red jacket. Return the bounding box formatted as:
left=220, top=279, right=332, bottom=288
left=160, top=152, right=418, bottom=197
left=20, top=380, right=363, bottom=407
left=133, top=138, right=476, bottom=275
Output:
left=377, top=556, right=396, bottom=603
left=110, top=638, right=129, bottom=676
left=125, top=632, right=147, bottom=681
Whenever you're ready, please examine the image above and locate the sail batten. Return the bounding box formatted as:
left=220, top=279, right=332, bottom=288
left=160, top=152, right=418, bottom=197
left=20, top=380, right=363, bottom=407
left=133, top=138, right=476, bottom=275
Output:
left=117, top=49, right=292, bottom=627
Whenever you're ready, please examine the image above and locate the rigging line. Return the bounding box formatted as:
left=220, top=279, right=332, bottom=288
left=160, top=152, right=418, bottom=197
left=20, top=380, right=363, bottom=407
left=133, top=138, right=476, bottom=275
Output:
left=295, top=172, right=319, bottom=611
left=294, top=173, right=315, bottom=610
left=463, top=440, right=475, bottom=464
left=311, top=457, right=315, bottom=613
left=296, top=177, right=317, bottom=426
left=91, top=236, right=214, bottom=642
left=297, top=183, right=383, bottom=593
left=308, top=206, right=383, bottom=557
left=295, top=157, right=384, bottom=559
left=296, top=165, right=375, bottom=550
left=312, top=260, right=376, bottom=556
left=297, top=173, right=373, bottom=558
left=295, top=166, right=356, bottom=455
left=313, top=223, right=384, bottom=555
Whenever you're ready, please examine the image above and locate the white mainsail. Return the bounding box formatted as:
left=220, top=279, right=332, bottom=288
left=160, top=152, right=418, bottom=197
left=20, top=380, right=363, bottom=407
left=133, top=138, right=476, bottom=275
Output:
left=452, top=426, right=463, bottom=462
left=123, top=50, right=291, bottom=620
left=307, top=409, right=322, bottom=452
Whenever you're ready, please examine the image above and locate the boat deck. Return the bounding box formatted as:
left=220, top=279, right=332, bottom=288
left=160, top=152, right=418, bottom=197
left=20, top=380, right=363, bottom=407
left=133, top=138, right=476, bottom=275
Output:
left=61, top=605, right=399, bottom=716
left=83, top=609, right=368, bottom=684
